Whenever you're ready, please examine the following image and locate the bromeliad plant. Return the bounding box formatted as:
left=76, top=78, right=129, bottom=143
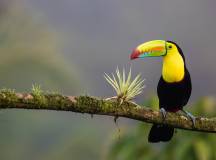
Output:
left=104, top=67, right=145, bottom=104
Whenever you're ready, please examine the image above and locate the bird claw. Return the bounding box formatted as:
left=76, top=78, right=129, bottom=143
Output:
left=181, top=110, right=196, bottom=127
left=160, top=108, right=167, bottom=121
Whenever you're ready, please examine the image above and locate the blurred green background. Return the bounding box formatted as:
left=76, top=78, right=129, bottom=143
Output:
left=0, top=0, right=216, bottom=160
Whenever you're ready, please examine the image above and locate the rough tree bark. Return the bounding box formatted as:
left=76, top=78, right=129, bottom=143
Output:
left=0, top=89, right=216, bottom=133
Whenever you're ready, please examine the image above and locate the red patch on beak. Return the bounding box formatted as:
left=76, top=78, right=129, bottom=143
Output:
left=130, top=49, right=141, bottom=60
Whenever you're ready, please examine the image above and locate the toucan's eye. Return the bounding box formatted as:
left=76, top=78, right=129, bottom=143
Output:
left=168, top=45, right=172, bottom=49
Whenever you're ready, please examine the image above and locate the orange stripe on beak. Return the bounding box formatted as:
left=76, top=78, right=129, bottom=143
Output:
left=152, top=46, right=164, bottom=51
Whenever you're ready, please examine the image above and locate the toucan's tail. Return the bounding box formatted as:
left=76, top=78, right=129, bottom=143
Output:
left=148, top=124, right=174, bottom=143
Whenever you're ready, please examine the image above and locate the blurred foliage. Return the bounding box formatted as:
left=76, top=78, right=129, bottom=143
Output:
left=0, top=1, right=80, bottom=93
left=0, top=2, right=92, bottom=160
left=0, top=3, right=107, bottom=159
left=107, top=96, right=216, bottom=160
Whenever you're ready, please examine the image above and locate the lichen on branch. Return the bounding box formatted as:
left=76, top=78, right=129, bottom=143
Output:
left=0, top=89, right=216, bottom=133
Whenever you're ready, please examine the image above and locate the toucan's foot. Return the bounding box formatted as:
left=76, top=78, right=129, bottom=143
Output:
left=160, top=108, right=167, bottom=121
left=181, top=110, right=196, bottom=127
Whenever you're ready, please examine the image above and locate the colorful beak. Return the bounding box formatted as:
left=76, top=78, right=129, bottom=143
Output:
left=130, top=49, right=141, bottom=60
left=130, top=40, right=167, bottom=60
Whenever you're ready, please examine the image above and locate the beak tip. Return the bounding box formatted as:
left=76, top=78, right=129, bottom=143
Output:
left=130, top=49, right=140, bottom=60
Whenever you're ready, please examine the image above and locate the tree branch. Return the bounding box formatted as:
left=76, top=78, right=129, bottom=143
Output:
left=0, top=89, right=215, bottom=133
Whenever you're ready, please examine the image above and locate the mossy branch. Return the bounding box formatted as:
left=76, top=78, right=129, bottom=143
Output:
left=0, top=89, right=216, bottom=133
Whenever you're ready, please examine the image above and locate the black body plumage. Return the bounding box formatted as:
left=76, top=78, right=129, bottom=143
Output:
left=148, top=41, right=192, bottom=143
left=157, top=68, right=191, bottom=112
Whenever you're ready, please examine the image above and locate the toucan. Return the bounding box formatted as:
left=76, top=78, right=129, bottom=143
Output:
left=130, top=40, right=194, bottom=142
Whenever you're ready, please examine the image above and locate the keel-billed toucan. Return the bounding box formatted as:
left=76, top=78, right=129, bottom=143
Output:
left=131, top=40, right=194, bottom=142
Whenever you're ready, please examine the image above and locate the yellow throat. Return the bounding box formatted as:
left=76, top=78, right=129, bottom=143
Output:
left=162, top=50, right=185, bottom=83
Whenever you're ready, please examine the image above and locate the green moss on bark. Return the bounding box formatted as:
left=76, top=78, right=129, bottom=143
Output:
left=0, top=89, right=18, bottom=108
left=75, top=96, right=118, bottom=113
left=0, top=88, right=215, bottom=133
left=45, top=94, right=71, bottom=110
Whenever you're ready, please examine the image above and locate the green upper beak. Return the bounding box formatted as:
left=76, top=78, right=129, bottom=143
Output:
left=130, top=40, right=167, bottom=60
